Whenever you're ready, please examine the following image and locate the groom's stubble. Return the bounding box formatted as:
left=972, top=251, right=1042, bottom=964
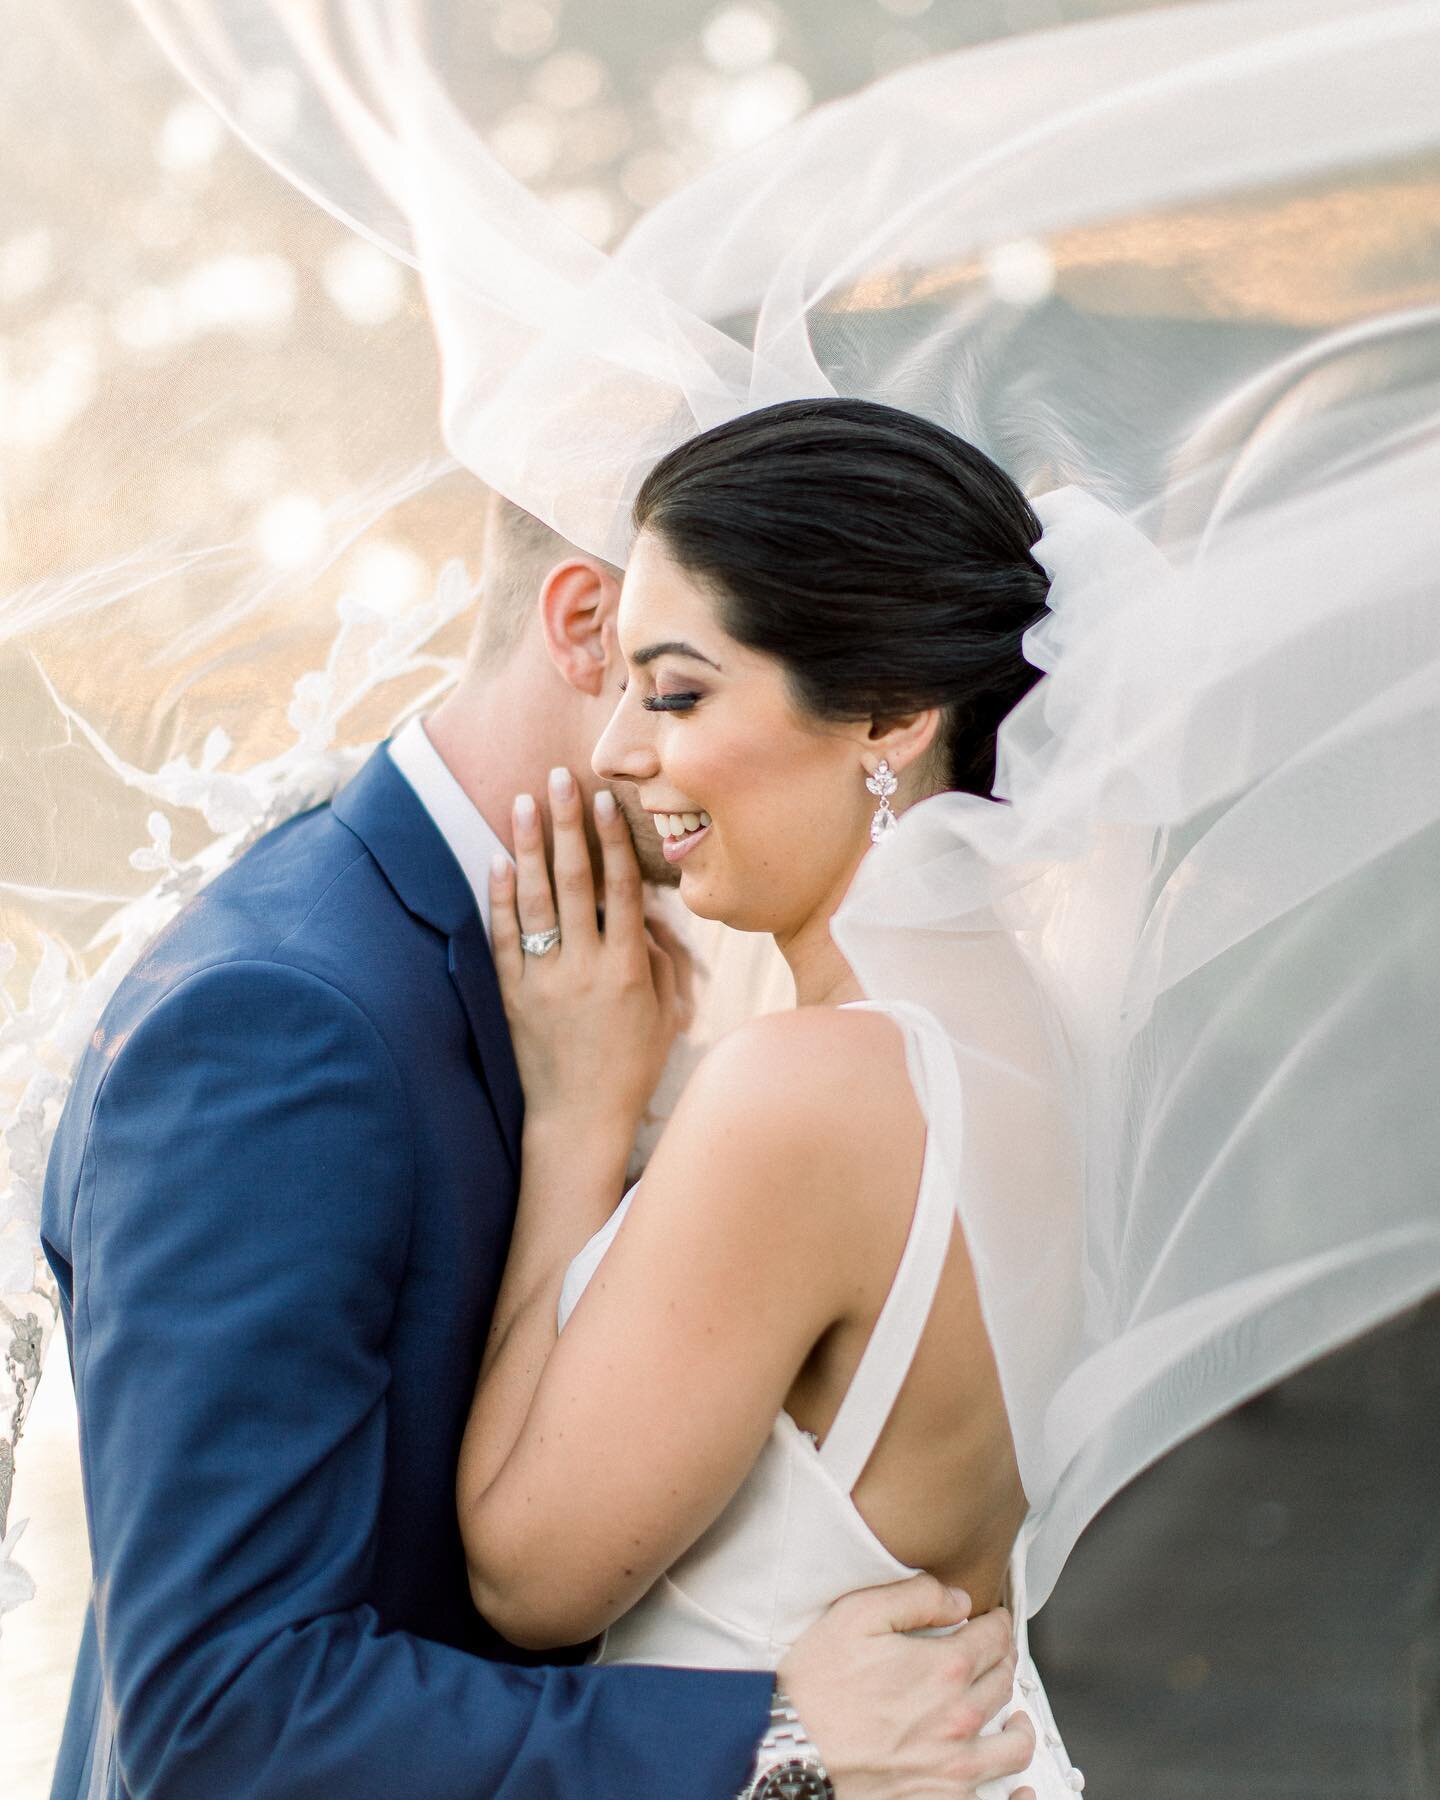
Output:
left=612, top=782, right=679, bottom=890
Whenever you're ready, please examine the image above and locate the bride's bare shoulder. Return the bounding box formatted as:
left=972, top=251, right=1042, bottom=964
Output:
left=666, top=1005, right=925, bottom=1185
left=635, top=1008, right=929, bottom=1301
left=709, top=1001, right=910, bottom=1078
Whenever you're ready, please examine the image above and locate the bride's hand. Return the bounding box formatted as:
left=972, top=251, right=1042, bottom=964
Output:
left=489, top=768, right=681, bottom=1154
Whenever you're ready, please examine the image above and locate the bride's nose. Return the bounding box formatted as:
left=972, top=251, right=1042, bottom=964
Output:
left=592, top=689, right=660, bottom=786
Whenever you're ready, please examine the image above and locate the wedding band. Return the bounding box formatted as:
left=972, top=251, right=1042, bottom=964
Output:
left=520, top=925, right=562, bottom=957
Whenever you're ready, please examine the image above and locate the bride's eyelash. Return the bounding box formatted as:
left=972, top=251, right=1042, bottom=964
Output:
left=642, top=692, right=701, bottom=713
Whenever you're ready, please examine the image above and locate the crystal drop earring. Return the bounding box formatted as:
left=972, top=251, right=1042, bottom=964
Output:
left=866, top=759, right=899, bottom=845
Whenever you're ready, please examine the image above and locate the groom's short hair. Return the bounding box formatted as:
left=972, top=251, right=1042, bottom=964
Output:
left=475, top=495, right=622, bottom=668
left=472, top=495, right=572, bottom=667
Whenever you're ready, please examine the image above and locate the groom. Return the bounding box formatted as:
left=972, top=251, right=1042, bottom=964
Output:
left=41, top=495, right=1034, bottom=1800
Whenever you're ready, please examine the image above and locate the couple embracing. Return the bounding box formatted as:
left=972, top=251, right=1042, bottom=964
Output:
left=44, top=400, right=1082, bottom=1797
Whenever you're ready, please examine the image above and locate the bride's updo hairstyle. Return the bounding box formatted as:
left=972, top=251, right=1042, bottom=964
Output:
left=631, top=398, right=1051, bottom=797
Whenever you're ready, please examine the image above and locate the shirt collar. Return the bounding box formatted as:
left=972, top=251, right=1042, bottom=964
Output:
left=386, top=716, right=510, bottom=939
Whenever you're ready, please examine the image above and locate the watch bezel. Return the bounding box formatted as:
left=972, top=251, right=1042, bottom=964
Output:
left=746, top=1753, right=834, bottom=1800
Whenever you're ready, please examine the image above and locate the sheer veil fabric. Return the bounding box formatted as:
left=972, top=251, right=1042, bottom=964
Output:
left=2, top=0, right=1438, bottom=1633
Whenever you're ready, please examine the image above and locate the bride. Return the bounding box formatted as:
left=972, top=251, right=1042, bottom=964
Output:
left=458, top=397, right=1083, bottom=1797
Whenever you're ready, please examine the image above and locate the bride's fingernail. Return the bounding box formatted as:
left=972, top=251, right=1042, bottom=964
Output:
left=514, top=793, right=536, bottom=827
left=595, top=788, right=617, bottom=822
left=490, top=853, right=511, bottom=883
left=549, top=766, right=574, bottom=800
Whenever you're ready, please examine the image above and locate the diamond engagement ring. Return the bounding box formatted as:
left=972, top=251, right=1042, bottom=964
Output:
left=520, top=925, right=562, bottom=957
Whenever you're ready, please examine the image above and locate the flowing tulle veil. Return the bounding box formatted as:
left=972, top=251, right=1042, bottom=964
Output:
left=3, top=0, right=1438, bottom=1656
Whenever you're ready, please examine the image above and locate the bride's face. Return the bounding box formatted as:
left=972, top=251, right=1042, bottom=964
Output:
left=593, top=530, right=874, bottom=935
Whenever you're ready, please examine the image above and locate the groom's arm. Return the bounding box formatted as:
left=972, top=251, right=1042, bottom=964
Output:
left=71, top=957, right=768, bottom=1800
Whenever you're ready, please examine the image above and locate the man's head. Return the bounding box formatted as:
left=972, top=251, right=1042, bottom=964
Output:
left=467, top=494, right=579, bottom=670
left=427, top=493, right=674, bottom=884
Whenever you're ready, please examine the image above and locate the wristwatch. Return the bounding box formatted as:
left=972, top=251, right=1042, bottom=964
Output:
left=738, top=1687, right=834, bottom=1800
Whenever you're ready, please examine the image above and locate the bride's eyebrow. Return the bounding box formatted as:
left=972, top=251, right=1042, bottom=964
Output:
left=631, top=640, right=722, bottom=672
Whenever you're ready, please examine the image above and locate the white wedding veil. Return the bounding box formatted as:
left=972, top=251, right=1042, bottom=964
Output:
left=3, top=0, right=1438, bottom=1626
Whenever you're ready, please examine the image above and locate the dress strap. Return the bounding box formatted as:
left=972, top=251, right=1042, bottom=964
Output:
left=818, top=1002, right=961, bottom=1494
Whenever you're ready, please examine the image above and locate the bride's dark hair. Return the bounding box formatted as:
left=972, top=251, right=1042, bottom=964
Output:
left=632, top=398, right=1050, bottom=797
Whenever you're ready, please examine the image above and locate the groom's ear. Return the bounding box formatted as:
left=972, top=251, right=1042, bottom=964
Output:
left=537, top=558, right=623, bottom=697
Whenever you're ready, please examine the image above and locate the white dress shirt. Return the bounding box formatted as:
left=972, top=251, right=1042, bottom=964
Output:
left=387, top=716, right=511, bottom=938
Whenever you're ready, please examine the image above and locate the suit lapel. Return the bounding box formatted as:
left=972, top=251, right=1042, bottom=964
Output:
left=448, top=913, right=524, bottom=1175
left=333, top=745, right=523, bottom=1174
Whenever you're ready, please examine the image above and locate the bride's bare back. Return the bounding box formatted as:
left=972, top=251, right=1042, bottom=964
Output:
left=754, top=1005, right=1028, bottom=1613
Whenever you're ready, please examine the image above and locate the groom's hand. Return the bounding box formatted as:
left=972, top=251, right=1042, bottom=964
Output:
left=779, top=1574, right=1036, bottom=1798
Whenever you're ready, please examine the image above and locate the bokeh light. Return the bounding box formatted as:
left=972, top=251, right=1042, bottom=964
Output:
left=701, top=5, right=782, bottom=72
left=156, top=99, right=226, bottom=173
left=322, top=241, right=409, bottom=328
left=255, top=494, right=327, bottom=568
left=531, top=50, right=607, bottom=111
left=492, top=2, right=561, bottom=61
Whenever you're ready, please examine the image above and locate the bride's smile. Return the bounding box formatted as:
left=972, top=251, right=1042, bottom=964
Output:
left=650, top=812, right=711, bottom=864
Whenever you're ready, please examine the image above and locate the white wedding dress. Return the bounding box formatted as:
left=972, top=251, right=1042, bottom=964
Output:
left=557, top=1004, right=1085, bottom=1799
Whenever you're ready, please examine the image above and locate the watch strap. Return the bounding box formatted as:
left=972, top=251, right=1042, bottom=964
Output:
left=738, top=1686, right=834, bottom=1799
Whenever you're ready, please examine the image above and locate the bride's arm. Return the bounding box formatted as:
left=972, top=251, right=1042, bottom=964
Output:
left=458, top=780, right=914, bottom=1651
left=457, top=775, right=679, bottom=1531
left=461, top=1011, right=905, bottom=1651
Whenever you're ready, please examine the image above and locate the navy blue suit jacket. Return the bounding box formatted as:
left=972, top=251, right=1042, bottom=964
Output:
left=41, top=744, right=769, bottom=1798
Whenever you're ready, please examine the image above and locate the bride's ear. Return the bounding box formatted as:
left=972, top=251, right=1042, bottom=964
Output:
left=538, top=558, right=623, bottom=697
left=862, top=707, right=944, bottom=787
